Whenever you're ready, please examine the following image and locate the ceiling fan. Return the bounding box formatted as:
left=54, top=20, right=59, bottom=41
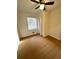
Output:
left=31, top=0, right=54, bottom=11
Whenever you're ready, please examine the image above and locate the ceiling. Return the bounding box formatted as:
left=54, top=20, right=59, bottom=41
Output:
left=17, top=0, right=61, bottom=14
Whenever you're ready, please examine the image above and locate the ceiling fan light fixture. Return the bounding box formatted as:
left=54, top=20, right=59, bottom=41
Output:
left=36, top=0, right=39, bottom=2
left=40, top=4, right=44, bottom=10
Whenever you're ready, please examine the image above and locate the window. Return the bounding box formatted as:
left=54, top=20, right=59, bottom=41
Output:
left=27, top=17, right=37, bottom=30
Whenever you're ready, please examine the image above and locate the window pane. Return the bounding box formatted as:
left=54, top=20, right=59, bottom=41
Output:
left=27, top=17, right=37, bottom=30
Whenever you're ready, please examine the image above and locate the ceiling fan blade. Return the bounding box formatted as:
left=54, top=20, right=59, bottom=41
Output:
left=35, top=5, right=40, bottom=9
left=39, top=0, right=42, bottom=2
left=31, top=0, right=39, bottom=3
left=45, top=1, right=54, bottom=5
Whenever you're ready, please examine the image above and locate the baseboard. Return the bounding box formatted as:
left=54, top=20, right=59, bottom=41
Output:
left=20, top=33, right=40, bottom=41
left=45, top=35, right=61, bottom=41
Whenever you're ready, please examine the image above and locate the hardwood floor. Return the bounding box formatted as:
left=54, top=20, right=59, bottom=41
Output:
left=17, top=35, right=61, bottom=59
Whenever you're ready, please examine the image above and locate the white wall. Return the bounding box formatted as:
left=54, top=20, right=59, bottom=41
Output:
left=40, top=7, right=61, bottom=40
left=17, top=11, right=40, bottom=38
left=48, top=7, right=61, bottom=40
left=39, top=11, right=49, bottom=37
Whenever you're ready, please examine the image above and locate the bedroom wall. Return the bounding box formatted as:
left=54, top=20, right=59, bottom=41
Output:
left=39, top=7, right=61, bottom=40
left=48, top=7, right=61, bottom=40
left=39, top=11, right=49, bottom=37
left=17, top=6, right=61, bottom=40
left=17, top=11, right=40, bottom=38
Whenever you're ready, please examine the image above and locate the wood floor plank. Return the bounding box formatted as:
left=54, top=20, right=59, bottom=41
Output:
left=17, top=35, right=61, bottom=59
